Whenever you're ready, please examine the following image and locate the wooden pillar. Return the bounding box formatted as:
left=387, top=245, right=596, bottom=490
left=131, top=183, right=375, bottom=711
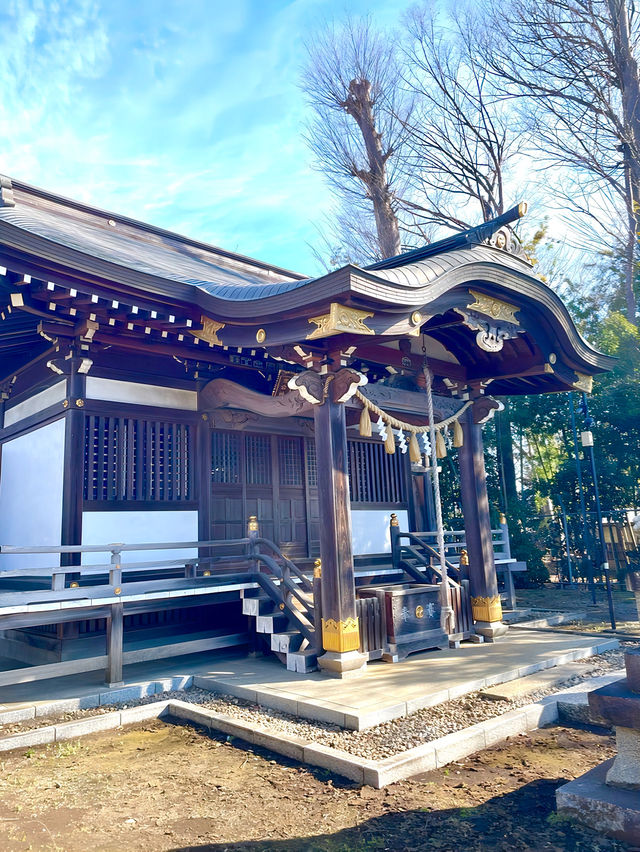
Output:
left=458, top=406, right=507, bottom=639
left=61, top=365, right=85, bottom=570
left=313, top=391, right=366, bottom=677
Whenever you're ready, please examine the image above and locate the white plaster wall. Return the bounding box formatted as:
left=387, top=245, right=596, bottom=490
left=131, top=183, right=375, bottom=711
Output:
left=85, top=377, right=197, bottom=410
left=81, top=510, right=199, bottom=565
left=351, top=508, right=409, bottom=555
left=0, top=418, right=66, bottom=569
left=4, top=381, right=66, bottom=427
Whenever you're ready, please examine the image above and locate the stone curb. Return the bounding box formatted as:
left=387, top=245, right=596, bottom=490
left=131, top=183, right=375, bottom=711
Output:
left=0, top=675, right=192, bottom=726
left=0, top=669, right=626, bottom=787
left=192, top=639, right=619, bottom=730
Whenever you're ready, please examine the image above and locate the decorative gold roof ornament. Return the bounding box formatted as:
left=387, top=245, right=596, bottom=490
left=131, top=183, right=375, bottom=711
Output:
left=466, top=290, right=520, bottom=326
left=573, top=372, right=594, bottom=393
left=191, top=315, right=225, bottom=346
left=307, top=302, right=374, bottom=340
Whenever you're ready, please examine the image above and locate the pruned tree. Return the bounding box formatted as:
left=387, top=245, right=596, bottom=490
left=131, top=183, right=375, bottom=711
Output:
left=396, top=5, right=525, bottom=238
left=302, top=17, right=409, bottom=261
left=480, top=0, right=640, bottom=324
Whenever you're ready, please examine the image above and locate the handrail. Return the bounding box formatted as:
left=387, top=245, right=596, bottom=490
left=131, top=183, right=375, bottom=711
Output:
left=254, top=537, right=314, bottom=592
left=252, top=554, right=314, bottom=616
left=397, top=532, right=461, bottom=578
left=0, top=538, right=251, bottom=555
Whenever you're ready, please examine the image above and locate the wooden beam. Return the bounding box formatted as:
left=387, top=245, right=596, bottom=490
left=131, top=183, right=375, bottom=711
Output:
left=353, top=343, right=466, bottom=381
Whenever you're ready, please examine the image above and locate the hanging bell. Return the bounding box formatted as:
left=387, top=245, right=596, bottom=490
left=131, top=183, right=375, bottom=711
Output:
left=435, top=430, right=447, bottom=458
left=359, top=405, right=372, bottom=437
left=385, top=425, right=396, bottom=454
left=453, top=418, right=464, bottom=448
left=409, top=432, right=422, bottom=463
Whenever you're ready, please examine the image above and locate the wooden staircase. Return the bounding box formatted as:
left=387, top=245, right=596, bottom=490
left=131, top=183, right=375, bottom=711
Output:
left=241, top=587, right=318, bottom=672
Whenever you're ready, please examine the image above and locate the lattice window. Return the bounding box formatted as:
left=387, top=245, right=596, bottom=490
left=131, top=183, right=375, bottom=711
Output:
left=278, top=437, right=303, bottom=487
left=246, top=434, right=272, bottom=485
left=347, top=439, right=406, bottom=504
left=305, top=439, right=318, bottom=488
left=84, top=416, right=193, bottom=501
left=211, top=431, right=241, bottom=484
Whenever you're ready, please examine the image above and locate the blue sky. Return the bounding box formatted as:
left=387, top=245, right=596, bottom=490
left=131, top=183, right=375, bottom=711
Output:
left=0, top=0, right=410, bottom=275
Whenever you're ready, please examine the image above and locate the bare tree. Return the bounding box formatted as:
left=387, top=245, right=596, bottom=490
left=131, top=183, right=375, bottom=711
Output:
left=397, top=6, right=525, bottom=236
left=481, top=0, right=640, bottom=324
left=302, top=17, right=409, bottom=260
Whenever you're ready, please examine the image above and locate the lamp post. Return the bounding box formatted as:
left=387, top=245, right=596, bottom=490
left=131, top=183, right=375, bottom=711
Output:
left=579, top=393, right=616, bottom=631
left=570, top=392, right=597, bottom=604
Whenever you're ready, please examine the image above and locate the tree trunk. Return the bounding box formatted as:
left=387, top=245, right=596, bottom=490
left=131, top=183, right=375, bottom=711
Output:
left=342, top=78, right=402, bottom=259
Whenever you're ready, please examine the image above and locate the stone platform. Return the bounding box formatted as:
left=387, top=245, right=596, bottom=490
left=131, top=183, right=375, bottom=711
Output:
left=0, top=629, right=618, bottom=732
left=556, top=759, right=640, bottom=845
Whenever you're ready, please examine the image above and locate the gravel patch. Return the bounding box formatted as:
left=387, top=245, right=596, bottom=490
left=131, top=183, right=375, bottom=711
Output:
left=1, top=642, right=635, bottom=759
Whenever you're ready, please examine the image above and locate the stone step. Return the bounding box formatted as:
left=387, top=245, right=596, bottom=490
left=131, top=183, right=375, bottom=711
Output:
left=242, top=596, right=277, bottom=617
left=556, top=672, right=625, bottom=727
left=271, top=631, right=305, bottom=654
left=256, top=613, right=289, bottom=634
left=286, top=648, right=318, bottom=673
left=480, top=662, right=595, bottom=702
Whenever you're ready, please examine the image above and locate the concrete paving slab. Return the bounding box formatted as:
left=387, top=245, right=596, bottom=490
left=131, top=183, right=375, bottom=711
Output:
left=480, top=662, right=594, bottom=702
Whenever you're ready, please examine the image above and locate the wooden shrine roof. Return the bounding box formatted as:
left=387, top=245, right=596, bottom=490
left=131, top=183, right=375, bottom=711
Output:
left=0, top=176, right=614, bottom=393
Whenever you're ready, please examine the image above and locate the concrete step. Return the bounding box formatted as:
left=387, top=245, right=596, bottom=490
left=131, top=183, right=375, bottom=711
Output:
left=480, top=662, right=595, bottom=702
left=286, top=648, right=318, bottom=673
left=556, top=672, right=625, bottom=727
left=255, top=613, right=289, bottom=634
left=271, top=631, right=305, bottom=654
left=242, top=596, right=276, bottom=617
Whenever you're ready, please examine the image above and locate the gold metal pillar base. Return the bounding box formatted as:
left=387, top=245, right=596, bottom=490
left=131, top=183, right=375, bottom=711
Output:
left=471, top=595, right=503, bottom=624
left=321, top=617, right=361, bottom=653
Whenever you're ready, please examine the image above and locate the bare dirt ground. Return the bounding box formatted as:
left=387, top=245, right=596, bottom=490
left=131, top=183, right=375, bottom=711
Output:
left=517, top=586, right=640, bottom=633
left=0, top=719, right=630, bottom=852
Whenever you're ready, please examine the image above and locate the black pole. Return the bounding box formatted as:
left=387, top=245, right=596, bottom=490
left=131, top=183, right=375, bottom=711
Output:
left=580, top=392, right=616, bottom=630
left=570, top=392, right=596, bottom=603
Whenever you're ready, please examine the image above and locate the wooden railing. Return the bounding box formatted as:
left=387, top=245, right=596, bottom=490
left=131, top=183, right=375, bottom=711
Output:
left=0, top=519, right=318, bottom=687
left=389, top=515, right=525, bottom=609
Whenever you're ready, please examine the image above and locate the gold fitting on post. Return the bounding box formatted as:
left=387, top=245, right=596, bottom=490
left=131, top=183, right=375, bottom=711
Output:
left=279, top=603, right=285, bottom=611
left=460, top=549, right=469, bottom=567
left=248, top=515, right=259, bottom=532
left=70, top=582, right=79, bottom=589
left=499, top=512, right=507, bottom=524
left=203, top=570, right=211, bottom=577
left=410, top=311, right=423, bottom=326
left=321, top=617, right=361, bottom=653
left=313, top=558, right=322, bottom=579
left=75, top=398, right=84, bottom=407
left=390, top=513, right=399, bottom=527
left=114, top=587, right=122, bottom=596
left=471, top=595, right=502, bottom=623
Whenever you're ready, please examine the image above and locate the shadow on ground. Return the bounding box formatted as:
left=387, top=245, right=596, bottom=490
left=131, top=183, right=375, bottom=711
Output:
left=169, top=778, right=629, bottom=852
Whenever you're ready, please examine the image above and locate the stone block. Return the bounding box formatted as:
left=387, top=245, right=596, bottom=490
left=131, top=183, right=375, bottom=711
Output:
left=0, top=705, right=35, bottom=725
left=251, top=728, right=307, bottom=762
left=119, top=701, right=169, bottom=725
left=448, top=678, right=486, bottom=700
left=483, top=668, right=521, bottom=688
left=206, top=712, right=257, bottom=744
left=525, top=698, right=559, bottom=730
left=34, top=694, right=100, bottom=717
left=369, top=743, right=437, bottom=787
left=297, top=699, right=345, bottom=728
left=55, top=711, right=121, bottom=741
left=483, top=709, right=527, bottom=746
left=192, top=675, right=219, bottom=692
left=434, top=726, right=486, bottom=767
left=154, top=676, right=193, bottom=694
left=99, top=683, right=156, bottom=705
left=0, top=726, right=55, bottom=752
left=556, top=759, right=640, bottom=845
left=406, top=688, right=449, bottom=715
left=167, top=701, right=213, bottom=729
left=606, top=726, right=640, bottom=790
left=303, top=743, right=366, bottom=783
left=349, top=702, right=406, bottom=731
left=257, top=692, right=298, bottom=716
